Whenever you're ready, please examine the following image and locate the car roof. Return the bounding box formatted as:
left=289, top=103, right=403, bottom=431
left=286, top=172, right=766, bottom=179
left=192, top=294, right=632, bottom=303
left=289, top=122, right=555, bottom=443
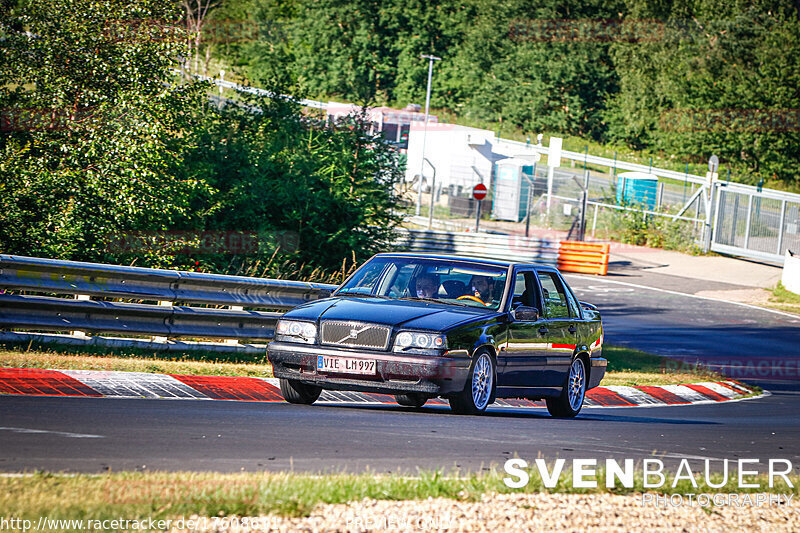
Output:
left=373, top=252, right=557, bottom=270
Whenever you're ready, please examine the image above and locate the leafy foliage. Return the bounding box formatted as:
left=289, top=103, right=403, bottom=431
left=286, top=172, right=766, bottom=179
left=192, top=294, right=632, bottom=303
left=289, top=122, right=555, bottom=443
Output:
left=180, top=95, right=402, bottom=276
left=0, top=0, right=403, bottom=279
left=0, top=0, right=204, bottom=259
left=604, top=1, right=800, bottom=187
left=213, top=0, right=799, bottom=188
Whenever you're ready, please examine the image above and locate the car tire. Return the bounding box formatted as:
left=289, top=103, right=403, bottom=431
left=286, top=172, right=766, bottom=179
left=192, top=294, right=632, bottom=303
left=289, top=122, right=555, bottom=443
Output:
left=279, top=378, right=322, bottom=405
left=449, top=350, right=495, bottom=415
left=546, top=357, right=587, bottom=418
left=395, top=393, right=428, bottom=408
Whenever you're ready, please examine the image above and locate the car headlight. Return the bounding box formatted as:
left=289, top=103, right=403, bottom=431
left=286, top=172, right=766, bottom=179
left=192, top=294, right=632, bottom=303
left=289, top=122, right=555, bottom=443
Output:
left=275, top=320, right=317, bottom=344
left=393, top=331, right=447, bottom=352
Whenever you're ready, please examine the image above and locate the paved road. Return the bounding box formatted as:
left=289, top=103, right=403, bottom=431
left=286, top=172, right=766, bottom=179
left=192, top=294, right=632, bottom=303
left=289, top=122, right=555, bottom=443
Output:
left=565, top=271, right=800, bottom=381
left=1, top=268, right=798, bottom=474
left=1, top=390, right=798, bottom=474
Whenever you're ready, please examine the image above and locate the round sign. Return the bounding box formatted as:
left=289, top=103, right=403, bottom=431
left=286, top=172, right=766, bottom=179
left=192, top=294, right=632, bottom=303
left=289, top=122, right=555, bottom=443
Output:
left=472, top=183, right=487, bottom=201
left=708, top=154, right=719, bottom=173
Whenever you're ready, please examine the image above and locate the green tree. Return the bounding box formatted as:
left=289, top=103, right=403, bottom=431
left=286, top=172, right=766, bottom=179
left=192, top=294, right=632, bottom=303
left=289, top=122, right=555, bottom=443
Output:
left=605, top=0, right=800, bottom=187
left=0, top=0, right=209, bottom=261
left=181, top=92, right=403, bottom=275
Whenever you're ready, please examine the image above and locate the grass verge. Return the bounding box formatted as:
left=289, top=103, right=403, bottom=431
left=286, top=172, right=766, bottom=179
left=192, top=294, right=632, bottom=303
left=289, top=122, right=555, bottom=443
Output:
left=598, top=345, right=728, bottom=387
left=768, top=282, right=800, bottom=314
left=0, top=342, right=273, bottom=378
left=0, top=342, right=733, bottom=387
left=1, top=469, right=796, bottom=524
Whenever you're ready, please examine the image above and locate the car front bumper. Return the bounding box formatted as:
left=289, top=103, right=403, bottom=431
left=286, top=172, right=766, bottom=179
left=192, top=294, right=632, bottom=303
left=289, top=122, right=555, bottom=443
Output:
left=267, top=341, right=471, bottom=396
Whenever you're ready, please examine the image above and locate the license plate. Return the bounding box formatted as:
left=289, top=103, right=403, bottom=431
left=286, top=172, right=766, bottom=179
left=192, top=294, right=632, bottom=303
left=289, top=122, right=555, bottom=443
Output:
left=317, top=355, right=376, bottom=375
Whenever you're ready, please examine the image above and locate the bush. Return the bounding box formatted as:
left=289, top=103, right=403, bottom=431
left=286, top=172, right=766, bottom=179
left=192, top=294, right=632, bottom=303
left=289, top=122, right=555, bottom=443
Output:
left=0, top=0, right=403, bottom=281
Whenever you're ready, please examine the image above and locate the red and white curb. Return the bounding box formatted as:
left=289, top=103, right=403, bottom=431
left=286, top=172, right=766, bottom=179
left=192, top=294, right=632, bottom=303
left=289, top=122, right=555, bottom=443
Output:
left=0, top=367, right=761, bottom=409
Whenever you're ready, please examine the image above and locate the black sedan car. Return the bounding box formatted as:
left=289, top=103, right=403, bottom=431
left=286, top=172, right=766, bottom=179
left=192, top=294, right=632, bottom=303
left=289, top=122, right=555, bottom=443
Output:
left=267, top=253, right=605, bottom=416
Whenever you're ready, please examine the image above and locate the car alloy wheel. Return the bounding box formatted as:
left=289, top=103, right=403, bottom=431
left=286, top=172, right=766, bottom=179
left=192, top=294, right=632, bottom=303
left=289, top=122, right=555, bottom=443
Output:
left=450, top=350, right=494, bottom=415
left=546, top=356, right=587, bottom=418
left=567, top=357, right=586, bottom=411
left=471, top=352, right=493, bottom=410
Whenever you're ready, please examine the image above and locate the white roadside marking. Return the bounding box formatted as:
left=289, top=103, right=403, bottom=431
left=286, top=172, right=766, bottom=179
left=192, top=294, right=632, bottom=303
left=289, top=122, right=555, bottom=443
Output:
left=60, top=370, right=207, bottom=399
left=564, top=274, right=800, bottom=320
left=660, top=384, right=714, bottom=403
left=0, top=426, right=104, bottom=438
left=696, top=382, right=741, bottom=399
left=723, top=380, right=752, bottom=393
left=603, top=385, right=668, bottom=405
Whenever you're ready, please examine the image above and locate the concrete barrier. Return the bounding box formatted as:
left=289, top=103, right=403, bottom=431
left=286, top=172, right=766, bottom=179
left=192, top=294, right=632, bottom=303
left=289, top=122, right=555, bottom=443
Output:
left=781, top=250, right=800, bottom=295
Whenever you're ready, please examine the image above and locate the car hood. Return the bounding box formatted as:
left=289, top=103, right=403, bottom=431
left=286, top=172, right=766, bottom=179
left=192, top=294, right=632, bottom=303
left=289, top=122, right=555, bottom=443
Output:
left=284, top=296, right=497, bottom=330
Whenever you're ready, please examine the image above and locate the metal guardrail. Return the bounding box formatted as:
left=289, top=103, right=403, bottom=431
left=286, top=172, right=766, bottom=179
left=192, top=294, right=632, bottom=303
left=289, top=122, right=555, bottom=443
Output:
left=395, top=228, right=559, bottom=265
left=0, top=254, right=335, bottom=309
left=0, top=294, right=280, bottom=339
left=0, top=254, right=336, bottom=351
left=2, top=233, right=597, bottom=352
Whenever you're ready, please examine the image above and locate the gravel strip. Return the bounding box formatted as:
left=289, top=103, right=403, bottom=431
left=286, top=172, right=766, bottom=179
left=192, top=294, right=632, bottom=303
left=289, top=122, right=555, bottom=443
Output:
left=171, top=492, right=799, bottom=532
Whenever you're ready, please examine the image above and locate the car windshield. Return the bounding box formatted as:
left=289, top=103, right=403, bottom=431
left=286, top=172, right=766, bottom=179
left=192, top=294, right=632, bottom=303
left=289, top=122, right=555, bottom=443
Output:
left=335, top=256, right=509, bottom=310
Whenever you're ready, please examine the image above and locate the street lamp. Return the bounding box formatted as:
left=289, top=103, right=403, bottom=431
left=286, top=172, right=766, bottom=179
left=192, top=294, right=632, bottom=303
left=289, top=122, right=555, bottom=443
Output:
left=416, top=54, right=441, bottom=216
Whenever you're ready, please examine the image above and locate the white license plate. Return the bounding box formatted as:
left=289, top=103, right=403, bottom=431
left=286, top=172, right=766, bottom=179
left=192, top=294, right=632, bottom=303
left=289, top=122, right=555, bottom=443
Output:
left=317, top=355, right=376, bottom=375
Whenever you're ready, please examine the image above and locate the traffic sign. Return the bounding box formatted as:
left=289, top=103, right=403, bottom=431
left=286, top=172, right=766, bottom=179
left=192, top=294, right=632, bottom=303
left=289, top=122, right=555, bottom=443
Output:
left=472, top=183, right=487, bottom=201
left=708, top=154, right=719, bottom=173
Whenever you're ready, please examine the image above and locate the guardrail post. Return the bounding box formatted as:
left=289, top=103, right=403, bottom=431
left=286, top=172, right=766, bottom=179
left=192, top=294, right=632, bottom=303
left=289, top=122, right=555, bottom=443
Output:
left=151, top=300, right=172, bottom=343
left=70, top=294, right=91, bottom=338
left=225, top=306, right=244, bottom=345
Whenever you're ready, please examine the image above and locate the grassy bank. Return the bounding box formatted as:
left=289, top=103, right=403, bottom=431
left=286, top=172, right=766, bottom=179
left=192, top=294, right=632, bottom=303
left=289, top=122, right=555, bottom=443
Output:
left=769, top=282, right=800, bottom=314
left=1, top=469, right=796, bottom=524
left=0, top=342, right=273, bottom=378
left=0, top=342, right=727, bottom=387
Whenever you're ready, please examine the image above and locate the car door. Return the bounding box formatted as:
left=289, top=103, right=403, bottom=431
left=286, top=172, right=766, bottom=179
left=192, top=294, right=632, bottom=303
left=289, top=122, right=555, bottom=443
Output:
left=498, top=269, right=551, bottom=389
left=535, top=269, right=579, bottom=387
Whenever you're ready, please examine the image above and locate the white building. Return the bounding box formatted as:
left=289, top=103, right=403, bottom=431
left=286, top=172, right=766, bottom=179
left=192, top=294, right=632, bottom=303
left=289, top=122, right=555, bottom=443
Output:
left=405, top=122, right=543, bottom=195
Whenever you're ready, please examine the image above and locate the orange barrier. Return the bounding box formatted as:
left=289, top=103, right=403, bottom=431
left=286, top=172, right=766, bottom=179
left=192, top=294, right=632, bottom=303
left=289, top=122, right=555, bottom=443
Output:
left=558, top=241, right=610, bottom=275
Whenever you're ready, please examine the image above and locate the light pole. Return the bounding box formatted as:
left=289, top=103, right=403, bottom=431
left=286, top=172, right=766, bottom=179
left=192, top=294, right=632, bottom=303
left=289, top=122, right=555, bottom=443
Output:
left=416, top=54, right=441, bottom=216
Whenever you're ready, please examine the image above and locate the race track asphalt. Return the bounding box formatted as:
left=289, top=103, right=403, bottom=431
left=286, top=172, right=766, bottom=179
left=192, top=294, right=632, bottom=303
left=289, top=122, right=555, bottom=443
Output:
left=1, top=268, right=799, bottom=474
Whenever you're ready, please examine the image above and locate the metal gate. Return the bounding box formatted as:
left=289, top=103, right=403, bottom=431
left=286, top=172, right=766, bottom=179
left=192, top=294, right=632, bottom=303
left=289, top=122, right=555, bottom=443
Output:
left=711, top=181, right=800, bottom=263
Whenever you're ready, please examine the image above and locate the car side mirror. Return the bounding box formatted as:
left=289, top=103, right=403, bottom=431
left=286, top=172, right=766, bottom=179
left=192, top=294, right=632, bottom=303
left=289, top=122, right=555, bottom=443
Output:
left=511, top=305, right=539, bottom=322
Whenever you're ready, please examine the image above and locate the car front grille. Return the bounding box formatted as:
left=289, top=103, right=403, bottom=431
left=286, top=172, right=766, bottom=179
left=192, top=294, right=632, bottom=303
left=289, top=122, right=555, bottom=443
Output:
left=320, top=321, right=391, bottom=350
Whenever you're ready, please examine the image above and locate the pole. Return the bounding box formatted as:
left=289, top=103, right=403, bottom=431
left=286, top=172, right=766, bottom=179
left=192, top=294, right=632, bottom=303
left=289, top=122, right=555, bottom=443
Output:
left=611, top=151, right=617, bottom=178
left=581, top=170, right=590, bottom=241
left=546, top=166, right=554, bottom=221
left=525, top=186, right=532, bottom=237
left=415, top=54, right=441, bottom=216
left=425, top=158, right=437, bottom=230
left=525, top=163, right=537, bottom=237
left=683, top=162, right=688, bottom=203
left=580, top=189, right=587, bottom=241
left=475, top=200, right=482, bottom=232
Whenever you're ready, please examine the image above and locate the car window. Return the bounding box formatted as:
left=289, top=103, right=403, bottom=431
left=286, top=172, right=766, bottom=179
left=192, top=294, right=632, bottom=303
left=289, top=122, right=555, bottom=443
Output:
left=537, top=271, right=570, bottom=319
left=385, top=263, right=416, bottom=297
left=511, top=270, right=540, bottom=310
left=338, top=260, right=386, bottom=295
left=565, top=285, right=581, bottom=319
left=336, top=256, right=508, bottom=310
